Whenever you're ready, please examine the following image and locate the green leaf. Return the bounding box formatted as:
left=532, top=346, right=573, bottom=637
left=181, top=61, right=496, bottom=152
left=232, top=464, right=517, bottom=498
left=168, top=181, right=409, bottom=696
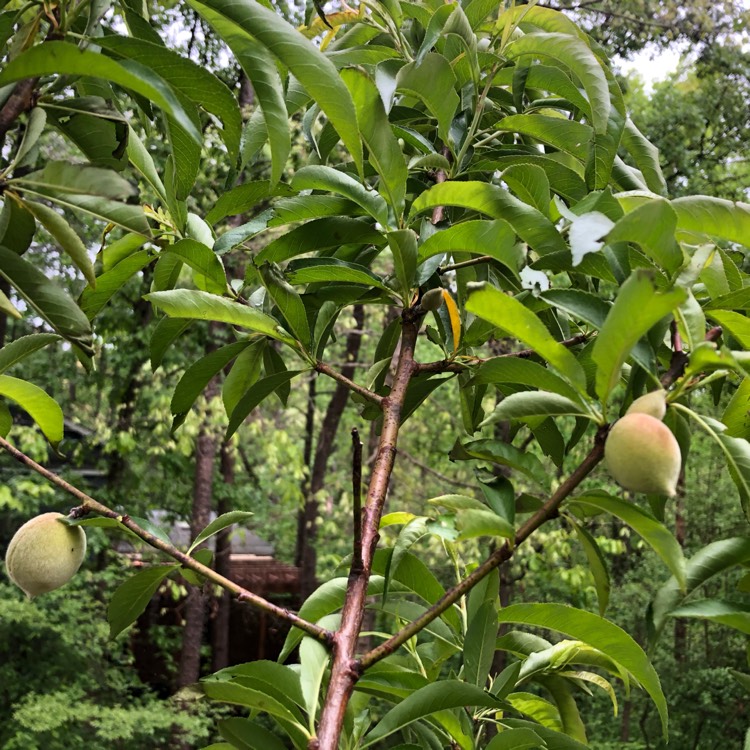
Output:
left=608, top=199, right=682, bottom=274
left=287, top=258, right=391, bottom=291
left=455, top=508, right=515, bottom=541
left=571, top=495, right=686, bottom=590
left=417, top=219, right=521, bottom=272
left=396, top=53, right=458, bottom=145
left=620, top=119, right=668, bottom=196
left=21, top=200, right=96, bottom=286
left=79, top=251, right=152, bottom=320
left=44, top=97, right=128, bottom=172
left=342, top=67, right=406, bottom=219
left=362, top=681, right=501, bottom=746
left=163, top=239, right=226, bottom=295
left=668, top=600, right=750, bottom=635
left=0, top=42, right=200, bottom=142
left=171, top=341, right=250, bottom=426
left=108, top=564, right=179, bottom=639
left=706, top=310, right=750, bottom=349
left=299, top=636, right=330, bottom=732
left=187, top=0, right=362, bottom=173
left=568, top=519, right=610, bottom=616
left=188, top=511, right=255, bottom=555
left=464, top=601, right=498, bottom=687
left=505, top=33, right=610, bottom=134
left=450, top=437, right=550, bottom=488
left=225, top=370, right=303, bottom=440
left=223, top=342, right=264, bottom=415
left=0, top=334, right=60, bottom=375
left=291, top=166, right=388, bottom=226
left=411, top=181, right=567, bottom=256
left=723, top=378, right=750, bottom=439
left=495, top=114, right=591, bottom=161
left=96, top=35, right=241, bottom=163
left=485, top=727, right=545, bottom=750
left=501, top=163, right=552, bottom=216
left=206, top=181, right=286, bottom=225
left=500, top=604, right=668, bottom=738
left=202, top=681, right=308, bottom=729
left=592, top=271, right=686, bottom=405
left=127, top=125, right=168, bottom=203
left=472, top=357, right=583, bottom=402
left=649, top=537, right=750, bottom=641
left=256, top=217, right=384, bottom=264
left=259, top=262, right=310, bottom=347
left=497, top=720, right=589, bottom=749
left=388, top=229, right=418, bottom=300
left=218, top=719, right=289, bottom=750
left=672, top=196, right=750, bottom=248
left=0, top=246, right=93, bottom=353
left=483, top=391, right=592, bottom=423
left=150, top=317, right=192, bottom=370
left=146, top=289, right=296, bottom=345
left=16, top=161, right=135, bottom=200
left=466, top=284, right=586, bottom=391
left=0, top=375, right=64, bottom=446
left=383, top=516, right=430, bottom=605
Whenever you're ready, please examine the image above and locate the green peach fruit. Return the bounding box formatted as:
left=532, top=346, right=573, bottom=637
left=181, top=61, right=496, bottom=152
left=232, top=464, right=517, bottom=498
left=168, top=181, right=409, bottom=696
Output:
left=419, top=288, right=445, bottom=312
left=626, top=389, right=668, bottom=420
left=604, top=412, right=681, bottom=497
left=5, top=512, right=87, bottom=598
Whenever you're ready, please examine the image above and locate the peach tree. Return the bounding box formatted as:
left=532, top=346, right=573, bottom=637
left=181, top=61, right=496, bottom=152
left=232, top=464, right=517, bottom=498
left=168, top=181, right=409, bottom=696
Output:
left=1, top=0, right=750, bottom=747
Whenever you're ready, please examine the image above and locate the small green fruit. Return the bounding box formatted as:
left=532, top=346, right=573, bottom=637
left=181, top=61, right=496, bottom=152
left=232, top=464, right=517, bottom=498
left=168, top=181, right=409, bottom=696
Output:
left=5, top=512, right=87, bottom=598
left=604, top=412, right=681, bottom=497
left=626, top=389, right=667, bottom=420
left=419, top=288, right=444, bottom=312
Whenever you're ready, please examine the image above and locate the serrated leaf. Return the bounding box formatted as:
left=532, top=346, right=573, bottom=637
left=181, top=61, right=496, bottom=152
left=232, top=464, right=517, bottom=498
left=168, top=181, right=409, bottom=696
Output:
left=80, top=251, right=152, bottom=319
left=163, top=239, right=226, bottom=295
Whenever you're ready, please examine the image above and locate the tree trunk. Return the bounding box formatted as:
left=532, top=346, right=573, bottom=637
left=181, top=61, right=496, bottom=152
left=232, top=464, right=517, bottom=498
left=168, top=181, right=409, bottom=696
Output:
left=211, top=443, right=235, bottom=672
left=297, top=305, right=365, bottom=598
left=177, top=398, right=219, bottom=687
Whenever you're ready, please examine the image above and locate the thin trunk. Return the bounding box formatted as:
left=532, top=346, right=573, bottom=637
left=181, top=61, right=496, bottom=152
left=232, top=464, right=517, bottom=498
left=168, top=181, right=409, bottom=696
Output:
left=620, top=698, right=632, bottom=742
left=297, top=305, right=365, bottom=598
left=177, top=384, right=220, bottom=687
left=211, top=443, right=235, bottom=672
left=295, top=375, right=317, bottom=569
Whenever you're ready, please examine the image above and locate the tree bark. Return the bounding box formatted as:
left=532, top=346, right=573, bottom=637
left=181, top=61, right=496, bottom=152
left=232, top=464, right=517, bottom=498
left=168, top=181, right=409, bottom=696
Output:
left=211, top=442, right=235, bottom=672
left=177, top=390, right=220, bottom=688
left=297, top=305, right=365, bottom=598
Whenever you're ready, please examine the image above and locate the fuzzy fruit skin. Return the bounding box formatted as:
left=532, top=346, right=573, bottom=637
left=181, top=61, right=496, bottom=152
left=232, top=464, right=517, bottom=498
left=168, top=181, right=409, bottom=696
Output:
left=604, top=413, right=681, bottom=497
left=419, top=288, right=444, bottom=312
left=5, top=512, right=87, bottom=598
left=626, top=389, right=667, bottom=420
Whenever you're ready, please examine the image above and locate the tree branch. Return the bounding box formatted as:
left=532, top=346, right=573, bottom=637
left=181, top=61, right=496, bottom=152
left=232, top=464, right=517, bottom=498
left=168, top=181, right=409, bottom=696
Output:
left=351, top=428, right=363, bottom=573
left=0, top=435, right=333, bottom=646
left=358, top=430, right=608, bottom=670
left=312, top=311, right=420, bottom=749
left=314, top=360, right=383, bottom=406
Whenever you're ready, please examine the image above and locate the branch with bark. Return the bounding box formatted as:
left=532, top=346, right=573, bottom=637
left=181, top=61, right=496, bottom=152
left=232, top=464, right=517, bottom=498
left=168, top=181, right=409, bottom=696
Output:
left=0, top=434, right=332, bottom=646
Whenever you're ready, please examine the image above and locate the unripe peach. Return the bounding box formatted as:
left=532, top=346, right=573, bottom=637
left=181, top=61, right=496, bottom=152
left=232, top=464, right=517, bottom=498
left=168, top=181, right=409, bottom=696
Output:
left=626, top=389, right=667, bottom=420
left=419, top=288, right=444, bottom=312
left=604, top=413, right=681, bottom=497
left=5, top=512, right=87, bottom=598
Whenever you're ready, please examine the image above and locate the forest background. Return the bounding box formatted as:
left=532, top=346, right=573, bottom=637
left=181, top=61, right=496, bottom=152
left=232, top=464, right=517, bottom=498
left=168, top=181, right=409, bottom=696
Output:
left=1, top=0, right=750, bottom=748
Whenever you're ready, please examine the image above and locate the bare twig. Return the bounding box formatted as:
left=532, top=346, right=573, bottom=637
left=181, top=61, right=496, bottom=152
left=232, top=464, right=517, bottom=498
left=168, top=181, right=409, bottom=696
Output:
left=438, top=255, right=494, bottom=274
left=397, top=448, right=475, bottom=490
left=0, top=435, right=332, bottom=646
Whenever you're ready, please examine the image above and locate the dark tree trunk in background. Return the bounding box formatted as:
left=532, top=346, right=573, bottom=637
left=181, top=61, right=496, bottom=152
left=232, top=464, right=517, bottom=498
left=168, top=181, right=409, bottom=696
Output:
left=177, top=387, right=220, bottom=688
left=211, top=443, right=235, bottom=672
left=296, top=305, right=365, bottom=598
left=674, top=481, right=688, bottom=662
